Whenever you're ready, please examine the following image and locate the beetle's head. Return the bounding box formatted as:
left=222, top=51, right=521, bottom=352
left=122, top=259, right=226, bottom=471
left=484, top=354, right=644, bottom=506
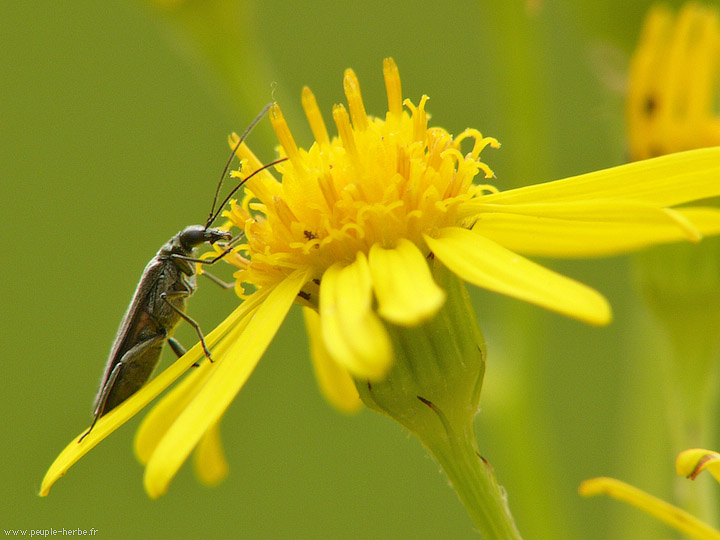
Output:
left=179, top=225, right=233, bottom=250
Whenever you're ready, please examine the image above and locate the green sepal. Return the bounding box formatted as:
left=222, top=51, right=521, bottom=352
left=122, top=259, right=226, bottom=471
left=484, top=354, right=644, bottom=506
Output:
left=355, top=260, right=523, bottom=540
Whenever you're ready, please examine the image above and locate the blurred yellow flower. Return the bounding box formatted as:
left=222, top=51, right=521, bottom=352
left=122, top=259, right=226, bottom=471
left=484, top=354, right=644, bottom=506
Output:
left=42, top=58, right=720, bottom=499
left=629, top=0, right=720, bottom=475
left=628, top=2, right=720, bottom=160
left=584, top=5, right=720, bottom=538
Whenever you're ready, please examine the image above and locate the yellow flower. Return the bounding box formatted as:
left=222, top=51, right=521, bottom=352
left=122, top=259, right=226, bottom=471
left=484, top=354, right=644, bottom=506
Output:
left=580, top=449, right=720, bottom=540
left=630, top=2, right=720, bottom=460
left=628, top=2, right=720, bottom=160
left=41, top=58, right=720, bottom=498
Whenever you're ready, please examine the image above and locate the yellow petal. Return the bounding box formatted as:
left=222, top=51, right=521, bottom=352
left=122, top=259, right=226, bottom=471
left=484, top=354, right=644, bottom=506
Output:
left=319, top=254, right=393, bottom=379
left=682, top=207, right=720, bottom=236
left=464, top=200, right=703, bottom=239
left=39, top=293, right=264, bottom=497
left=677, top=448, right=720, bottom=483
left=469, top=207, right=720, bottom=258
left=143, top=268, right=311, bottom=498
left=134, top=358, right=215, bottom=465
left=193, top=422, right=229, bottom=487
left=134, top=309, right=255, bottom=464
left=424, top=227, right=611, bottom=325
left=303, top=307, right=362, bottom=413
left=480, top=147, right=720, bottom=208
left=368, top=239, right=446, bottom=325
left=580, top=477, right=720, bottom=540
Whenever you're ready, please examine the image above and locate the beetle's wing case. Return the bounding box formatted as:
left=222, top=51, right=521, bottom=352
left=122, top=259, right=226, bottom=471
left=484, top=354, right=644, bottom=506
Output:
left=91, top=257, right=166, bottom=413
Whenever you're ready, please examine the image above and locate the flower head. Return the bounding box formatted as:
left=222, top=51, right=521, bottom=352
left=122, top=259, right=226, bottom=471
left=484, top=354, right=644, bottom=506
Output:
left=41, top=58, right=720, bottom=499
left=628, top=2, right=720, bottom=160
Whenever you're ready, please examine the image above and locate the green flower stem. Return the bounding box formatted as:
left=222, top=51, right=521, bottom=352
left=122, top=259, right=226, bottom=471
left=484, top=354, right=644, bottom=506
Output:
left=356, top=263, right=523, bottom=539
left=636, top=238, right=720, bottom=526
left=417, top=403, right=523, bottom=540
left=664, top=324, right=720, bottom=526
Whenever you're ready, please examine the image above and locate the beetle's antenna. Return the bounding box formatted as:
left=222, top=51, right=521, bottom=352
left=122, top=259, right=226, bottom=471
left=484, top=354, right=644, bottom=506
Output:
left=206, top=157, right=288, bottom=227
left=206, top=103, right=273, bottom=229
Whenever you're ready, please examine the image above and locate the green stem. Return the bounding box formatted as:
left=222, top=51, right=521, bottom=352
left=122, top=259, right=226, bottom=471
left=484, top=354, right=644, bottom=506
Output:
left=356, top=265, right=523, bottom=539
left=636, top=239, right=720, bottom=527
left=418, top=405, right=523, bottom=540
left=664, top=327, right=720, bottom=527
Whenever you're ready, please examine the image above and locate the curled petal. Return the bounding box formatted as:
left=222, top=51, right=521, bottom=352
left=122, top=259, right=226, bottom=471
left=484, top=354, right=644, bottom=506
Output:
left=677, top=448, right=720, bottom=482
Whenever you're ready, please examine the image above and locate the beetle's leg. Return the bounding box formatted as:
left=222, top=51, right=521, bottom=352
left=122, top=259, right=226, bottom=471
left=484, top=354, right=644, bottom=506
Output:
left=170, top=251, right=230, bottom=265
left=79, top=333, right=166, bottom=443
left=168, top=337, right=186, bottom=358
left=200, top=271, right=234, bottom=289
left=161, top=290, right=213, bottom=362
left=168, top=337, right=202, bottom=368
left=79, top=362, right=124, bottom=443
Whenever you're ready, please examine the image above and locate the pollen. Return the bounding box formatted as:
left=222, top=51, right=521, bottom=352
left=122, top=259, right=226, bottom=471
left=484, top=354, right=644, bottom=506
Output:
left=223, top=58, right=498, bottom=302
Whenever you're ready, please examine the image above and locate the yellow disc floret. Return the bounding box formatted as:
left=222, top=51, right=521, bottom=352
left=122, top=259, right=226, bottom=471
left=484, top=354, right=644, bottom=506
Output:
left=224, top=58, right=499, bottom=300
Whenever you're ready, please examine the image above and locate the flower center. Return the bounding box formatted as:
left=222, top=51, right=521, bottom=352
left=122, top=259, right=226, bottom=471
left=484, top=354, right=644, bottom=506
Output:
left=220, top=59, right=499, bottom=294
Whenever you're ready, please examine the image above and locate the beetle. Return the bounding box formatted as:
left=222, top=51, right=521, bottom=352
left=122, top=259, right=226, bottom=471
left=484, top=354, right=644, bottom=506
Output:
left=79, top=104, right=283, bottom=442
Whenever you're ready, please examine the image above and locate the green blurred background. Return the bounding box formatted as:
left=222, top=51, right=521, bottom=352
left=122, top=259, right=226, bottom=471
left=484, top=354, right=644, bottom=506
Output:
left=2, top=0, right=715, bottom=538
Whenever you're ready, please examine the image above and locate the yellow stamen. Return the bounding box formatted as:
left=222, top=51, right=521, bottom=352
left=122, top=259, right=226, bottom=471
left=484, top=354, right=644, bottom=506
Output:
left=383, top=57, right=403, bottom=120
left=404, top=96, right=429, bottom=142
left=301, top=86, right=330, bottom=146
left=332, top=104, right=361, bottom=170
left=270, top=104, right=306, bottom=179
left=227, top=136, right=261, bottom=170
left=343, top=69, right=369, bottom=131
left=318, top=171, right=340, bottom=212
left=226, top=139, right=281, bottom=203
left=272, top=195, right=300, bottom=232
left=455, top=129, right=502, bottom=160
